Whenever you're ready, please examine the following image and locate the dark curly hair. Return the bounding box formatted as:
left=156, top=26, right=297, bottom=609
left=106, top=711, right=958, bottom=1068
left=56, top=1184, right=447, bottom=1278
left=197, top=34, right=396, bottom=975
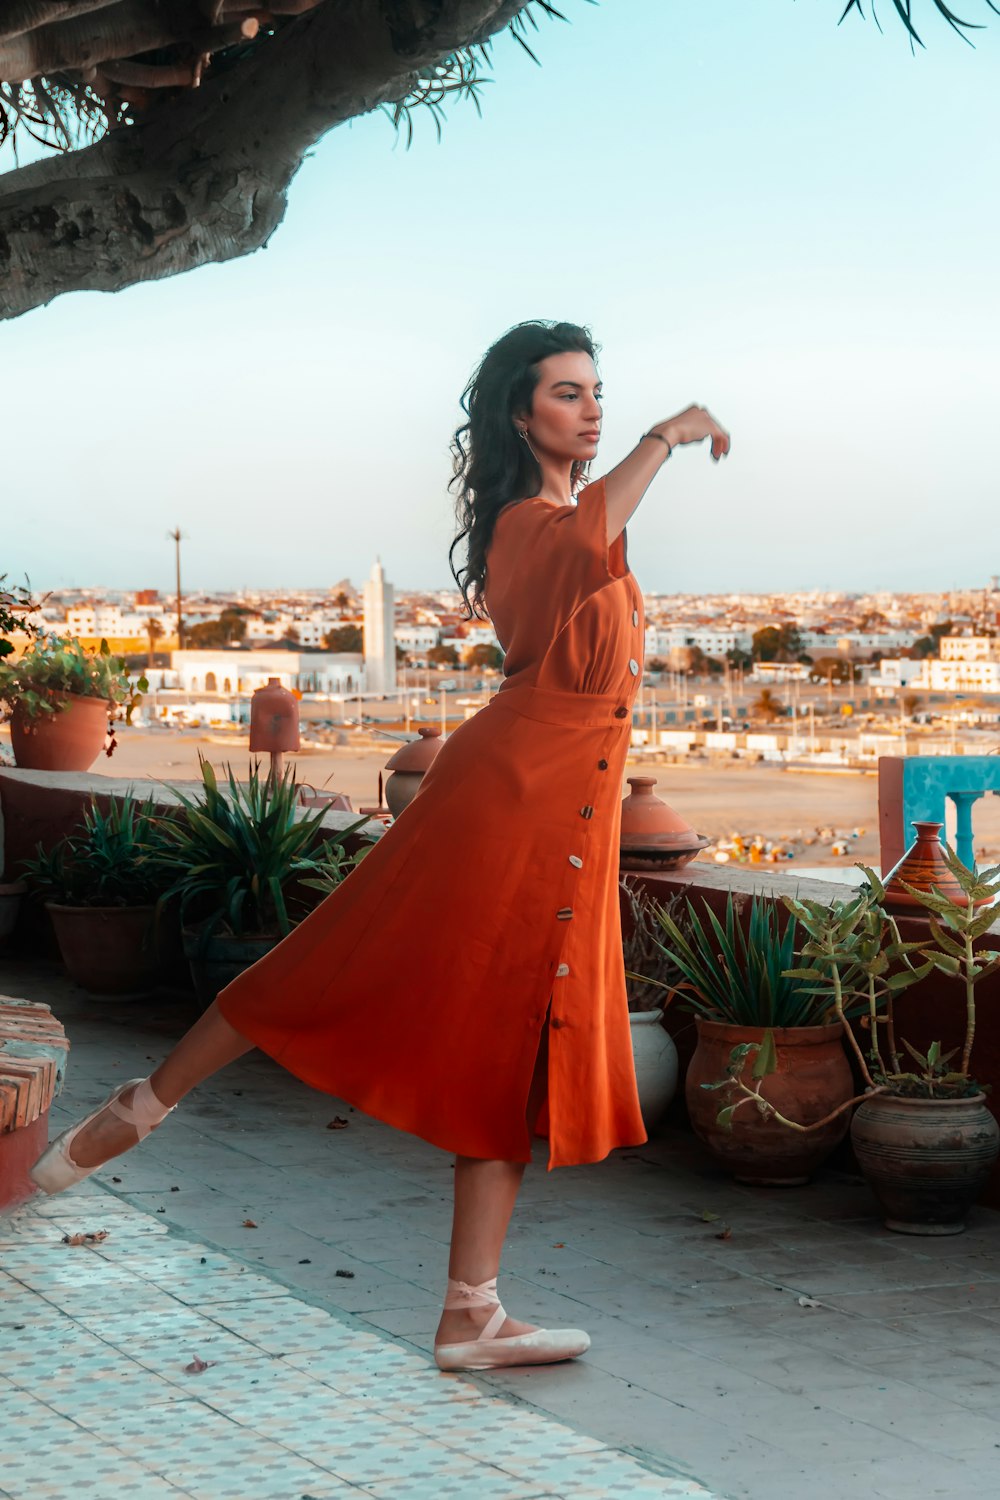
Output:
left=449, top=320, right=598, bottom=619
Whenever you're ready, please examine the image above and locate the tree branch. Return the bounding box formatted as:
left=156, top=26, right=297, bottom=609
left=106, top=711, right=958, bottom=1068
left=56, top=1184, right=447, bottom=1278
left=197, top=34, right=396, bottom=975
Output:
left=0, top=0, right=529, bottom=320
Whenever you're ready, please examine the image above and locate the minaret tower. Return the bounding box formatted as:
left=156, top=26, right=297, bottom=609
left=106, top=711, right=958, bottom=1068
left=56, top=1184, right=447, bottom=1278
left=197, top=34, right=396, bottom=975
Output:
left=363, top=557, right=396, bottom=693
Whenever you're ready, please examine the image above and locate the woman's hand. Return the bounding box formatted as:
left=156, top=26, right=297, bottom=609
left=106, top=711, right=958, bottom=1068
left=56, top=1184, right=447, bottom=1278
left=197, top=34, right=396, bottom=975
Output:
left=654, top=406, right=731, bottom=463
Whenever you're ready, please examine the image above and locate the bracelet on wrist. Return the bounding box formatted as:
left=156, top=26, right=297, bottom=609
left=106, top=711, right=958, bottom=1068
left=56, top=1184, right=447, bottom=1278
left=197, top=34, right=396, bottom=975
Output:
left=641, top=430, right=673, bottom=458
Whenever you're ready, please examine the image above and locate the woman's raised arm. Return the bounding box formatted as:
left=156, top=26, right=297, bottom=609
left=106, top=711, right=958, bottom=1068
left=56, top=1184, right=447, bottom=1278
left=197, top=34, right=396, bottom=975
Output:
left=603, top=405, right=731, bottom=543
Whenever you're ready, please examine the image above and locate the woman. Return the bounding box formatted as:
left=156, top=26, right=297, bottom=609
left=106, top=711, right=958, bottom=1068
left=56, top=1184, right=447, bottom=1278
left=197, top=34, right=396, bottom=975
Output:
left=31, top=321, right=730, bottom=1372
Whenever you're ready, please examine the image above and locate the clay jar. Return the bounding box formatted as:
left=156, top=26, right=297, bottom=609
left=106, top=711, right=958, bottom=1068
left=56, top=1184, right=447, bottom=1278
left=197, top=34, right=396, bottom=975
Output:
left=686, top=1019, right=853, bottom=1185
left=46, top=903, right=159, bottom=996
left=249, top=677, right=300, bottom=753
left=883, top=820, right=987, bottom=911
left=10, top=694, right=111, bottom=772
left=384, top=727, right=443, bottom=817
left=851, top=1093, right=1000, bottom=1235
left=619, top=776, right=709, bottom=872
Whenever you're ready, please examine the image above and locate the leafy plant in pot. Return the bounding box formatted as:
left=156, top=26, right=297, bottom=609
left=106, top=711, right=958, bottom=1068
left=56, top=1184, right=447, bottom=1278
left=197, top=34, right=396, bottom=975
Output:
left=0, top=635, right=147, bottom=772
left=620, top=880, right=682, bottom=1130
left=756, top=858, right=1000, bottom=1235
left=20, top=795, right=174, bottom=996
left=654, top=892, right=857, bottom=1185
left=156, top=757, right=372, bottom=1009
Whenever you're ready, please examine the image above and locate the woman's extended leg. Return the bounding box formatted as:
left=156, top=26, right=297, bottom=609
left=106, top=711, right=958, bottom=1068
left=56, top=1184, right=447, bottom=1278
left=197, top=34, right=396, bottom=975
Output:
left=43, top=1002, right=253, bottom=1173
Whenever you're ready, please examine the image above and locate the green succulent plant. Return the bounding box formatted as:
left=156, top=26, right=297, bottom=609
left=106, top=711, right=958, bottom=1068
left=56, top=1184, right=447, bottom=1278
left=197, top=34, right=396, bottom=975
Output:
left=21, top=795, right=174, bottom=909
left=154, top=757, right=373, bottom=942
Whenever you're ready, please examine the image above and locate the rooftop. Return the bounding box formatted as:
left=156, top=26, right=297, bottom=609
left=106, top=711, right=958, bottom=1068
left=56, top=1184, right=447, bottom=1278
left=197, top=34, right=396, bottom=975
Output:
left=3, top=962, right=1000, bottom=1500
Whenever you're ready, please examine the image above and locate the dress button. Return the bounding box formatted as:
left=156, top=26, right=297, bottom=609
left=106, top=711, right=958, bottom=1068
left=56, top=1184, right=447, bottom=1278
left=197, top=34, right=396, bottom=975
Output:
left=632, top=609, right=639, bottom=627
left=597, top=759, right=609, bottom=771
left=614, top=706, right=628, bottom=719
left=568, top=855, right=583, bottom=868
left=556, top=908, right=574, bottom=920
left=580, top=805, right=594, bottom=818
left=628, top=659, right=639, bottom=676
left=556, top=963, right=570, bottom=978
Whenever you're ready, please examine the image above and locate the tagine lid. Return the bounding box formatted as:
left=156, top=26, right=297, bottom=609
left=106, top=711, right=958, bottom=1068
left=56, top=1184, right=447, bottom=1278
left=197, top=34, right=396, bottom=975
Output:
left=883, top=820, right=990, bottom=910
left=619, top=776, right=710, bottom=853
left=385, top=726, right=443, bottom=773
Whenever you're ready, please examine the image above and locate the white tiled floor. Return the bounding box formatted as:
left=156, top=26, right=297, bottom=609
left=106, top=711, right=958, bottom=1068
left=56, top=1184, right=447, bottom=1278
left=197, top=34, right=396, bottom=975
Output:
left=0, top=1193, right=719, bottom=1500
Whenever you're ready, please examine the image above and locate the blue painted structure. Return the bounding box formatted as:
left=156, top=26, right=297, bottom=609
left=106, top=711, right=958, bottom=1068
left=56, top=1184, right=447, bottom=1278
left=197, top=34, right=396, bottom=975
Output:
left=891, top=756, right=1000, bottom=871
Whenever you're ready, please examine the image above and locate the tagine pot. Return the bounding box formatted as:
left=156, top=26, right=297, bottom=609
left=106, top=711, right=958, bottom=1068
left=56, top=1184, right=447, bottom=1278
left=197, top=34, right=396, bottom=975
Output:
left=10, top=693, right=111, bottom=772
left=46, top=903, right=159, bottom=997
left=619, top=776, right=709, bottom=872
left=851, top=1092, right=1000, bottom=1235
left=384, top=727, right=443, bottom=818
left=882, top=821, right=989, bottom=912
left=686, top=1019, right=853, bottom=1185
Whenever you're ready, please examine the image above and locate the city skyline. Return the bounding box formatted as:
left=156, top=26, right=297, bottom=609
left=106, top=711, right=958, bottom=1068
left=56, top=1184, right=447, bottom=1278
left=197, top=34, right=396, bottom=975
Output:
left=5, top=3, right=997, bottom=594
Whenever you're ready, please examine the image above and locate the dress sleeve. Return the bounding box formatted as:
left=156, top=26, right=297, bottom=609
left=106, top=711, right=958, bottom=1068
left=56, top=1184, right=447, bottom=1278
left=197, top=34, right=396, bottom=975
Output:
left=486, top=477, right=629, bottom=667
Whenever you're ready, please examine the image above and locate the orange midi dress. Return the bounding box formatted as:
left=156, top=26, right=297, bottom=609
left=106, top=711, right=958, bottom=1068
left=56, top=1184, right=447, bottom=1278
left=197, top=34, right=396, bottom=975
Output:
left=216, top=477, right=647, bottom=1168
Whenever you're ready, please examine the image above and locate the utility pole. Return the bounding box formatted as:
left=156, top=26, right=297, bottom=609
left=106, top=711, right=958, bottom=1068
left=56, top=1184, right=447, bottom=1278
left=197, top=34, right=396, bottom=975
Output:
left=168, top=528, right=185, bottom=649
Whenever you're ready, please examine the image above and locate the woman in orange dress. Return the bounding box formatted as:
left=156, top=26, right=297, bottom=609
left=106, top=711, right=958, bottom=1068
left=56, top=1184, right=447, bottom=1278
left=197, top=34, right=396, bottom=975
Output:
left=32, top=321, right=730, bottom=1370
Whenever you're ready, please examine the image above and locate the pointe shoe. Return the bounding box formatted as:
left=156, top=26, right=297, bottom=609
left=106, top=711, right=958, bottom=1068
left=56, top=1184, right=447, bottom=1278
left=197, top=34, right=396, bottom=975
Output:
left=29, top=1077, right=175, bottom=1196
left=433, top=1277, right=590, bottom=1372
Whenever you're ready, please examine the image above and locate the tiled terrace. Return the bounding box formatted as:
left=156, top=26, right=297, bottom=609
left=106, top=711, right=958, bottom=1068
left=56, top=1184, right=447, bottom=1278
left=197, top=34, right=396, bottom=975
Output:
left=3, top=961, right=1000, bottom=1500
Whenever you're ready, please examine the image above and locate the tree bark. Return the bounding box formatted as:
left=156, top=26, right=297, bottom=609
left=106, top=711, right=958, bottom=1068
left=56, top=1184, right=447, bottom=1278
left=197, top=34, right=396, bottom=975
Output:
left=0, top=0, right=528, bottom=320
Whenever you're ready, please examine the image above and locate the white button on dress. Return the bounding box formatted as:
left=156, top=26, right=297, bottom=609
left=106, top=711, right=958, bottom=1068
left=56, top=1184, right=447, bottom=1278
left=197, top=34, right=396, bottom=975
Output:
left=556, top=963, right=570, bottom=978
left=632, top=609, right=639, bottom=626
left=568, top=855, right=583, bottom=869
left=628, top=659, right=639, bottom=676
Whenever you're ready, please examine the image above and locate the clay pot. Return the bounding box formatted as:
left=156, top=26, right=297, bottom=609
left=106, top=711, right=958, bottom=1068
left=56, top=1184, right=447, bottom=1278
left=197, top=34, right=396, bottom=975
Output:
left=883, top=820, right=986, bottom=911
left=10, top=693, right=111, bottom=772
left=851, top=1092, right=1000, bottom=1235
left=619, top=776, right=710, bottom=872
left=384, top=727, right=443, bottom=817
left=629, top=1011, right=679, bottom=1130
left=46, top=903, right=158, bottom=996
left=249, top=677, right=300, bottom=752
left=182, top=928, right=278, bottom=1011
left=686, top=1018, right=853, bottom=1185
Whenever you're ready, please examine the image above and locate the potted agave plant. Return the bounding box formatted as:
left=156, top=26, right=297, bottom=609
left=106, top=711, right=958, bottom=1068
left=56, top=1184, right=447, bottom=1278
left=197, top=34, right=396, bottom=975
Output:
left=20, top=794, right=174, bottom=995
left=0, top=634, right=147, bottom=772
left=655, top=892, right=856, bottom=1185
left=620, top=880, right=681, bottom=1130
left=156, top=757, right=372, bottom=1009
left=771, top=857, right=1000, bottom=1235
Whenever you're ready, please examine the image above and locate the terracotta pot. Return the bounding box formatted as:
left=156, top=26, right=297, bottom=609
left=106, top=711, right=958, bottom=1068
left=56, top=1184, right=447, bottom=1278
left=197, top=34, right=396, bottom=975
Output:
left=46, top=903, right=158, bottom=997
left=182, top=928, right=278, bottom=1012
left=619, top=776, right=710, bottom=872
left=0, top=881, right=25, bottom=948
left=629, top=1010, right=679, bottom=1130
left=384, top=727, right=443, bottom=817
left=686, top=1018, right=853, bottom=1185
left=851, top=1092, right=1000, bottom=1235
left=883, top=820, right=987, bottom=911
left=10, top=693, right=111, bottom=772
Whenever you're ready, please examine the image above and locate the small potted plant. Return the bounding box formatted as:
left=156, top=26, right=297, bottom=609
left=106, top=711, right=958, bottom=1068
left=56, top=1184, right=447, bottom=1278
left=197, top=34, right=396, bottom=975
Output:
left=726, top=855, right=1000, bottom=1233
left=156, top=757, right=372, bottom=1009
left=620, top=880, right=681, bottom=1130
left=0, top=635, right=147, bottom=772
left=21, top=794, right=174, bottom=995
left=654, top=892, right=856, bottom=1184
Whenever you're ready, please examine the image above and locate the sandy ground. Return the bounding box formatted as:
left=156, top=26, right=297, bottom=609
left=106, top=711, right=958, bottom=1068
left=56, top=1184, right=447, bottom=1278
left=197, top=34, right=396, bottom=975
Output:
left=10, top=724, right=997, bottom=870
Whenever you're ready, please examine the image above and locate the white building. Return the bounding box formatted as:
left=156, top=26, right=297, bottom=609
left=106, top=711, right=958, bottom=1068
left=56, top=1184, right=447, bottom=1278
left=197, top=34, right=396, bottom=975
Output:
left=939, top=635, right=1000, bottom=663
left=170, top=650, right=365, bottom=696
left=869, top=655, right=1000, bottom=696
left=363, top=558, right=396, bottom=694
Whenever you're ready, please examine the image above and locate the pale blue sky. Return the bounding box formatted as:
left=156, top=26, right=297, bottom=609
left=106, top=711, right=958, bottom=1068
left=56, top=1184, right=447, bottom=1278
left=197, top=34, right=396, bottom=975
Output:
left=4, top=1, right=998, bottom=596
